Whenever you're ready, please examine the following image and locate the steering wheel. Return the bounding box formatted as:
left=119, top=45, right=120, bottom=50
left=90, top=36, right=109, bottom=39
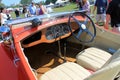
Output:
left=68, top=11, right=96, bottom=43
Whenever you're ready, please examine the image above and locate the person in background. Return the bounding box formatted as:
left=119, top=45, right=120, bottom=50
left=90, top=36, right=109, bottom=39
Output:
left=92, top=0, right=108, bottom=26
left=104, top=0, right=120, bottom=33
left=23, top=5, right=30, bottom=17
left=76, top=0, right=80, bottom=8
left=108, top=0, right=112, bottom=3
left=0, top=7, right=8, bottom=25
left=0, top=8, right=10, bottom=40
left=82, top=0, right=90, bottom=15
left=77, top=0, right=83, bottom=10
left=25, top=10, right=30, bottom=18
left=6, top=10, right=12, bottom=20
left=14, top=8, right=20, bottom=18
left=0, top=7, right=2, bottom=26
left=23, top=5, right=26, bottom=14
left=29, top=2, right=36, bottom=16
left=36, top=2, right=47, bottom=15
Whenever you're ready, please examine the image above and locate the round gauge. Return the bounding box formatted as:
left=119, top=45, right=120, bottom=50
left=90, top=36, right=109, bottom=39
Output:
left=46, top=27, right=54, bottom=40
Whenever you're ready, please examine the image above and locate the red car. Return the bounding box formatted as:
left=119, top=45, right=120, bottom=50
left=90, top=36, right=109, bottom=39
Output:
left=0, top=10, right=120, bottom=80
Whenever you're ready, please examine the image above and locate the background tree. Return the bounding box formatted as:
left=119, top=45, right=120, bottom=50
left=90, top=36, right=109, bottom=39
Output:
left=0, top=3, right=5, bottom=7
left=0, top=0, right=2, bottom=3
left=45, top=0, right=57, bottom=4
left=20, top=0, right=32, bottom=5
left=0, top=0, right=5, bottom=8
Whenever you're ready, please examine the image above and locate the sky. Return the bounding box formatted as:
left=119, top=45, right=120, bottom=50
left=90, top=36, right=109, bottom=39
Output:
left=2, top=0, right=45, bottom=6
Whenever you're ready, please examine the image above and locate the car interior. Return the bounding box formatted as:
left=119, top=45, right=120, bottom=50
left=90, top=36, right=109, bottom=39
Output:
left=18, top=12, right=120, bottom=80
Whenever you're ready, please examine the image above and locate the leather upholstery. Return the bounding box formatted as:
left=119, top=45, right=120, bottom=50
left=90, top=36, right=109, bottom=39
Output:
left=40, top=62, right=91, bottom=80
left=40, top=48, right=120, bottom=80
left=76, top=47, right=112, bottom=71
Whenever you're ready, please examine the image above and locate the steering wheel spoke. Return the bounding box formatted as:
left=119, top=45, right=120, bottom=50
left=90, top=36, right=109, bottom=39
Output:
left=84, top=29, right=94, bottom=37
left=77, top=29, right=83, bottom=38
left=83, top=17, right=89, bottom=25
left=72, top=16, right=82, bottom=28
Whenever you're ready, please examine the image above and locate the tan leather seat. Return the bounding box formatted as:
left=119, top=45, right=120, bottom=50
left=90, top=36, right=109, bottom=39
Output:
left=40, top=62, right=91, bottom=80
left=40, top=54, right=120, bottom=80
left=76, top=47, right=112, bottom=71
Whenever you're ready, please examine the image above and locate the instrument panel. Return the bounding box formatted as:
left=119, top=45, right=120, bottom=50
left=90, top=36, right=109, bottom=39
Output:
left=45, top=23, right=71, bottom=40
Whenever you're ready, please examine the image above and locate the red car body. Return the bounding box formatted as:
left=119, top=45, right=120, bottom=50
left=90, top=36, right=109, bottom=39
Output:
left=0, top=10, right=119, bottom=80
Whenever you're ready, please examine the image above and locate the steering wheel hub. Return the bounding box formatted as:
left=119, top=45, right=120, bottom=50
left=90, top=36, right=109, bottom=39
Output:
left=81, top=24, right=86, bottom=30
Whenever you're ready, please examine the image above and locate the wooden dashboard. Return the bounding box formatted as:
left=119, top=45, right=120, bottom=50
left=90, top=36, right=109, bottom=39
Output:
left=21, top=22, right=79, bottom=48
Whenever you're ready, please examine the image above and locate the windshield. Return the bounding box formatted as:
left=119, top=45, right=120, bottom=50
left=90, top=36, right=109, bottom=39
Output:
left=7, top=10, right=86, bottom=25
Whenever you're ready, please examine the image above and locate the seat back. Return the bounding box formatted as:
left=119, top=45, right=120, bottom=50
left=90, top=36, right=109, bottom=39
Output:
left=76, top=47, right=112, bottom=71
left=85, top=49, right=120, bottom=80
left=102, top=48, right=120, bottom=67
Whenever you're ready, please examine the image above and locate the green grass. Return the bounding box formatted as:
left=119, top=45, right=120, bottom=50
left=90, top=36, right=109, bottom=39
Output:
left=53, top=3, right=78, bottom=12
left=11, top=12, right=24, bottom=19
left=10, top=3, right=96, bottom=23
left=11, top=3, right=78, bottom=19
left=10, top=3, right=99, bottom=29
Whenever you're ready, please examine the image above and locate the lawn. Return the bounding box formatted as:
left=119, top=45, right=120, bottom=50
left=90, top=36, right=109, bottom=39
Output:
left=11, top=3, right=78, bottom=19
left=10, top=2, right=96, bottom=23
left=53, top=3, right=78, bottom=12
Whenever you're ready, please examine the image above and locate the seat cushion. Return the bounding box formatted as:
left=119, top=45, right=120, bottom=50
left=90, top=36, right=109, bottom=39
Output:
left=76, top=47, right=112, bottom=71
left=40, top=62, right=91, bottom=80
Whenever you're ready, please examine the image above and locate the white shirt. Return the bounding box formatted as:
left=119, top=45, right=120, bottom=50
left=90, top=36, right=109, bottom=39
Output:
left=82, top=1, right=90, bottom=15
left=0, top=13, right=8, bottom=25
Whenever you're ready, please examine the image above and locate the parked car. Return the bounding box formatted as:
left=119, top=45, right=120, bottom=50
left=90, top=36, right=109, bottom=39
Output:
left=0, top=10, right=120, bottom=80
left=55, top=0, right=69, bottom=7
